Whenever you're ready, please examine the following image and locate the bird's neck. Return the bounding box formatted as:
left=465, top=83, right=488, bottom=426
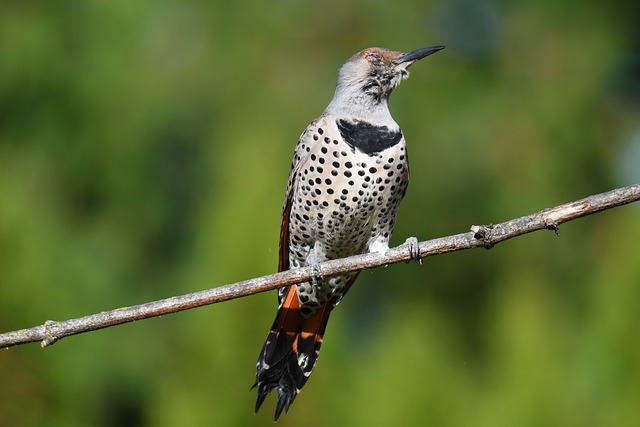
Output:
left=324, top=85, right=397, bottom=127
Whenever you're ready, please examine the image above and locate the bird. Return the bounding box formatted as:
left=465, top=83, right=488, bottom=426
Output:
left=253, top=45, right=445, bottom=420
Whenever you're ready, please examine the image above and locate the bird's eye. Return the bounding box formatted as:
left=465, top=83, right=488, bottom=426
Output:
left=365, top=53, right=383, bottom=65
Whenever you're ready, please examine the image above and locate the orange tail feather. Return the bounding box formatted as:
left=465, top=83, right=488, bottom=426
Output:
left=253, top=285, right=332, bottom=420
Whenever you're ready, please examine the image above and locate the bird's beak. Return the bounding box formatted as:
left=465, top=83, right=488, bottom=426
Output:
left=395, top=46, right=445, bottom=64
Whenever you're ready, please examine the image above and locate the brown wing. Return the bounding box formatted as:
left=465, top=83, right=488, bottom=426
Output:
left=276, top=117, right=323, bottom=300
left=278, top=185, right=293, bottom=273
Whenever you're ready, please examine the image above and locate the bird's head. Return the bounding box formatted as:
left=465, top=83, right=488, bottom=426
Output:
left=335, top=46, right=445, bottom=103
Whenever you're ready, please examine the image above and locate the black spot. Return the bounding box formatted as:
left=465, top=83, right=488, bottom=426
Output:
left=325, top=178, right=332, bottom=185
left=318, top=128, right=324, bottom=135
left=344, top=170, right=352, bottom=177
left=317, top=166, right=324, bottom=173
left=336, top=119, right=402, bottom=155
left=345, top=162, right=353, bottom=168
left=321, top=147, right=328, bottom=154
left=324, top=137, right=331, bottom=143
left=311, top=154, right=317, bottom=161
left=319, top=158, right=325, bottom=164
left=315, top=178, right=321, bottom=184
left=327, top=188, right=334, bottom=194
left=332, top=161, right=340, bottom=168
left=331, top=170, right=338, bottom=176
left=369, top=167, right=377, bottom=173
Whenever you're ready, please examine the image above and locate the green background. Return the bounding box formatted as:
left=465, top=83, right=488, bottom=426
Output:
left=1, top=1, right=639, bottom=426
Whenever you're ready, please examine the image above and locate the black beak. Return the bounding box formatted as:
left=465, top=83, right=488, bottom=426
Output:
left=395, top=46, right=445, bottom=64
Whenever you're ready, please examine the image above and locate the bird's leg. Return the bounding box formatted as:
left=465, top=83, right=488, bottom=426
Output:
left=405, top=236, right=423, bottom=265
left=307, top=244, right=325, bottom=288
left=310, top=263, right=323, bottom=288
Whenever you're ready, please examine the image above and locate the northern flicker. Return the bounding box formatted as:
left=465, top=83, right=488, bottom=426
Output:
left=253, top=45, right=445, bottom=420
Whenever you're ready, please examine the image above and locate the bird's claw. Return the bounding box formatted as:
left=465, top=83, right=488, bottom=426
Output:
left=310, top=262, right=324, bottom=287
left=406, top=236, right=423, bottom=265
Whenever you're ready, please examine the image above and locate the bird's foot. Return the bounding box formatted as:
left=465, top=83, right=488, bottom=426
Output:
left=405, top=236, right=423, bottom=265
left=310, top=262, right=324, bottom=288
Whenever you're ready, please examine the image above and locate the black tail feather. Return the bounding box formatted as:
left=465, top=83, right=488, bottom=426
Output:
left=253, top=276, right=360, bottom=420
left=254, top=327, right=316, bottom=421
left=254, top=301, right=330, bottom=420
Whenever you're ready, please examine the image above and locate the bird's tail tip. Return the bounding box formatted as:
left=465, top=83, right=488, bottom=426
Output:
left=253, top=286, right=334, bottom=421
left=253, top=380, right=298, bottom=421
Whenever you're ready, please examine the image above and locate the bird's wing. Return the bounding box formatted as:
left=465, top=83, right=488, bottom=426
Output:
left=277, top=118, right=323, bottom=300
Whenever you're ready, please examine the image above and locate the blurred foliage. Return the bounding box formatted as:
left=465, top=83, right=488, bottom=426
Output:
left=1, top=1, right=639, bottom=426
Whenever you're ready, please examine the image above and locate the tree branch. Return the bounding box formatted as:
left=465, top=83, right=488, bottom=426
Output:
left=1, top=183, right=639, bottom=350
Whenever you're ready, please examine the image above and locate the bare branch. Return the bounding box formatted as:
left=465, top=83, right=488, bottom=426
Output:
left=1, top=183, right=639, bottom=350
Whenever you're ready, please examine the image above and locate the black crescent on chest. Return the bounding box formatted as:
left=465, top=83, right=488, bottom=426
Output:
left=336, top=119, right=403, bottom=156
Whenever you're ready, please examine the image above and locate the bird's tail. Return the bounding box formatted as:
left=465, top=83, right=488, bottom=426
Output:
left=253, top=285, right=332, bottom=421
